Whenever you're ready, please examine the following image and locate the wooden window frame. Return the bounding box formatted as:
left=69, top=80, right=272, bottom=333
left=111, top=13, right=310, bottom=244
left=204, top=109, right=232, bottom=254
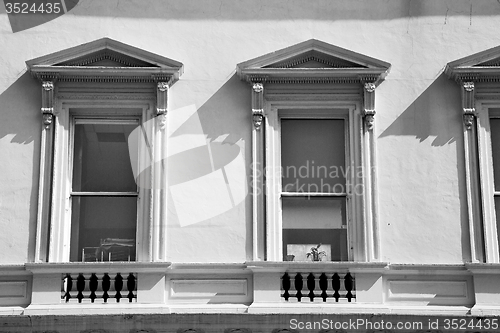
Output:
left=266, top=104, right=362, bottom=261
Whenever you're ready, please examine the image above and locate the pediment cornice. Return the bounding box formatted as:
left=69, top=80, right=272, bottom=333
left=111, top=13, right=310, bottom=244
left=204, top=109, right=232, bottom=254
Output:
left=445, top=45, right=500, bottom=83
left=237, top=39, right=391, bottom=85
left=26, top=38, right=183, bottom=84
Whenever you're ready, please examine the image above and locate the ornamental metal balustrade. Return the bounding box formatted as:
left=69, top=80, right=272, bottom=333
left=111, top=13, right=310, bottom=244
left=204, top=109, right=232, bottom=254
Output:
left=61, top=272, right=137, bottom=303
left=281, top=272, right=355, bottom=303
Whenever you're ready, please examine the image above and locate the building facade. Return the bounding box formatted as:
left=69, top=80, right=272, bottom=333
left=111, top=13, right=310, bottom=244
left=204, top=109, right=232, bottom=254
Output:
left=2, top=1, right=500, bottom=332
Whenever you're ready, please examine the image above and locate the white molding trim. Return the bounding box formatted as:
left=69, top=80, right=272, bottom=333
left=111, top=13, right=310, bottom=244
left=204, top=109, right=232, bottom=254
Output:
left=262, top=100, right=376, bottom=262
left=477, top=101, right=500, bottom=262
left=46, top=97, right=160, bottom=263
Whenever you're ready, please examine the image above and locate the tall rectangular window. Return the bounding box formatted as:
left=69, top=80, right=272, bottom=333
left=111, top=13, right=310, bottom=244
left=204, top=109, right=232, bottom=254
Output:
left=70, top=119, right=139, bottom=262
left=490, top=117, right=500, bottom=253
left=281, top=118, right=349, bottom=261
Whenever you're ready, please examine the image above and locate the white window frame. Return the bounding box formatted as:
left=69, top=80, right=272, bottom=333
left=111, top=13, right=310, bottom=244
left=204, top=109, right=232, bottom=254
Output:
left=27, top=38, right=183, bottom=263
left=237, top=39, right=389, bottom=263
left=49, top=101, right=155, bottom=262
left=265, top=101, right=365, bottom=261
left=475, top=102, right=500, bottom=262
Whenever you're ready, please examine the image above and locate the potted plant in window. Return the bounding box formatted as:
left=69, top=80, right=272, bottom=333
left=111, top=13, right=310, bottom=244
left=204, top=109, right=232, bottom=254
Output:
left=306, top=244, right=327, bottom=262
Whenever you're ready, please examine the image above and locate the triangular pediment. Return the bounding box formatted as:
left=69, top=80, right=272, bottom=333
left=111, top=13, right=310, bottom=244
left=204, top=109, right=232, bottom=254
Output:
left=27, top=38, right=183, bottom=83
left=55, top=49, right=155, bottom=67
left=237, top=39, right=390, bottom=84
left=475, top=56, right=500, bottom=67
left=445, top=45, right=500, bottom=82
left=264, top=50, right=365, bottom=69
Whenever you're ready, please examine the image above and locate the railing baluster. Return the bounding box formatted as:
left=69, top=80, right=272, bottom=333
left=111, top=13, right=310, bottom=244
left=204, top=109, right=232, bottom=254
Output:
left=306, top=273, right=315, bottom=302
left=115, top=273, right=123, bottom=302
left=89, top=273, right=98, bottom=303
left=294, top=273, right=303, bottom=302
left=319, top=273, right=328, bottom=302
left=102, top=273, right=111, bottom=303
left=127, top=273, right=136, bottom=302
left=281, top=273, right=291, bottom=301
left=344, top=272, right=354, bottom=302
left=332, top=273, right=340, bottom=302
left=76, top=273, right=86, bottom=303
left=62, top=274, right=73, bottom=302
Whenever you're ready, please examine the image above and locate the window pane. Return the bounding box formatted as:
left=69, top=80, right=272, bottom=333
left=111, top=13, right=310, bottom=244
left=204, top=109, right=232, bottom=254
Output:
left=282, top=196, right=348, bottom=261
left=491, top=119, right=500, bottom=192
left=281, top=119, right=345, bottom=193
left=72, top=123, right=137, bottom=192
left=70, top=196, right=137, bottom=262
left=496, top=197, right=500, bottom=255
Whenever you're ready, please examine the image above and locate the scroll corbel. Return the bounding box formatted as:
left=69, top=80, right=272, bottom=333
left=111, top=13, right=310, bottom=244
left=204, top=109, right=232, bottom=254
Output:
left=41, top=81, right=54, bottom=129
left=252, top=82, right=264, bottom=130
left=462, top=82, right=476, bottom=130
left=156, top=82, right=169, bottom=130
left=363, top=82, right=376, bottom=131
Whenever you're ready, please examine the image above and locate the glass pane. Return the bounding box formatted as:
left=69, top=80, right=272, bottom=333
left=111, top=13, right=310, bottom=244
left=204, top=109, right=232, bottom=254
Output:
left=72, top=123, right=137, bottom=192
left=70, top=196, right=137, bottom=262
left=496, top=197, right=500, bottom=256
left=282, top=196, right=348, bottom=261
left=491, top=119, right=500, bottom=192
left=281, top=119, right=345, bottom=193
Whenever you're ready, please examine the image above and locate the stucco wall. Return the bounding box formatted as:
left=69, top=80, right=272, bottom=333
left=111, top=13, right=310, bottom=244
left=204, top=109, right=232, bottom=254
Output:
left=1, top=0, right=500, bottom=263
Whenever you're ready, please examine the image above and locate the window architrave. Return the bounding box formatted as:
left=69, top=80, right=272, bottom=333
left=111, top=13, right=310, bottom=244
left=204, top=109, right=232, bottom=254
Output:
left=476, top=102, right=500, bottom=262
left=28, top=38, right=183, bottom=262
left=49, top=100, right=154, bottom=262
left=446, top=46, right=500, bottom=263
left=264, top=101, right=364, bottom=261
left=237, top=39, right=390, bottom=262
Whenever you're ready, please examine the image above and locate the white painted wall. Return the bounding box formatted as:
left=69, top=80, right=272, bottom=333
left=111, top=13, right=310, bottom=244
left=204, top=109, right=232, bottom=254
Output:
left=1, top=0, right=500, bottom=263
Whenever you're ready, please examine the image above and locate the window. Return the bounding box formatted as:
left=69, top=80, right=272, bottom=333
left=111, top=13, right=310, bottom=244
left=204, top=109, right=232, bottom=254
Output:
left=446, top=46, right=500, bottom=263
left=70, top=117, right=139, bottom=262
left=280, top=113, right=349, bottom=261
left=27, top=38, right=183, bottom=262
left=237, top=39, right=391, bottom=262
left=489, top=113, right=500, bottom=252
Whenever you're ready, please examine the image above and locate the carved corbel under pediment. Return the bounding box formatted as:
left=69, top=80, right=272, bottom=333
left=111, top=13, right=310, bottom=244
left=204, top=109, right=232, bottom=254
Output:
left=252, top=82, right=265, bottom=130
left=462, top=81, right=476, bottom=130
left=41, top=81, right=55, bottom=129
left=156, top=81, right=169, bottom=130
left=363, top=82, right=376, bottom=130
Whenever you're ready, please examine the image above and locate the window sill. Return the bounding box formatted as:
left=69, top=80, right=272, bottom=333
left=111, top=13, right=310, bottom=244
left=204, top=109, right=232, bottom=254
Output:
left=25, top=262, right=172, bottom=274
left=246, top=261, right=389, bottom=273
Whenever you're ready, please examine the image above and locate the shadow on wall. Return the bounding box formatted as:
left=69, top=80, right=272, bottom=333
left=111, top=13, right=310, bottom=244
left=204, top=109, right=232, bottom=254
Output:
left=0, top=72, right=40, bottom=144
left=0, top=71, right=41, bottom=262
left=166, top=74, right=253, bottom=259
left=380, top=73, right=460, bottom=146
left=35, top=0, right=500, bottom=20
left=380, top=72, right=471, bottom=261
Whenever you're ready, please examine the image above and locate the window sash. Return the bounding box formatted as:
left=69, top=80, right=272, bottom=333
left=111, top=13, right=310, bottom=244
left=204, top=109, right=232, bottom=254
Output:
left=69, top=116, right=141, bottom=262
left=276, top=108, right=352, bottom=262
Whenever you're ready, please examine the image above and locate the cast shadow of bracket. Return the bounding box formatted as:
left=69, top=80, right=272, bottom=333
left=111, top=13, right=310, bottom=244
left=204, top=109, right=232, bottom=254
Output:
left=379, top=72, right=471, bottom=261
left=379, top=73, right=460, bottom=146
left=0, top=71, right=41, bottom=262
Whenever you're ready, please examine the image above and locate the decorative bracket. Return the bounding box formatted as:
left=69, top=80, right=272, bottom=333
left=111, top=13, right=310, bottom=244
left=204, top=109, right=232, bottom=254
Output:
left=156, top=82, right=169, bottom=130
left=363, top=82, right=376, bottom=130
left=252, top=82, right=264, bottom=130
left=41, top=81, right=54, bottom=129
left=462, top=82, right=476, bottom=130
